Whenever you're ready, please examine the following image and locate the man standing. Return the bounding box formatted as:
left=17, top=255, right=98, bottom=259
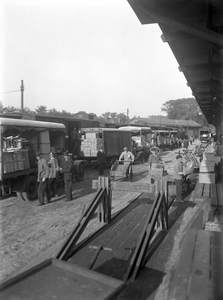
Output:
left=148, top=147, right=161, bottom=184
left=119, top=147, right=134, bottom=177
left=36, top=152, right=51, bottom=206
left=173, top=154, right=183, bottom=202
left=70, top=128, right=82, bottom=156
left=97, top=145, right=106, bottom=176
left=60, top=151, right=74, bottom=201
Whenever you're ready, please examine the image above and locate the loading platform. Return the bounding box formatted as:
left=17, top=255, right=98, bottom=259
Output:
left=1, top=144, right=223, bottom=300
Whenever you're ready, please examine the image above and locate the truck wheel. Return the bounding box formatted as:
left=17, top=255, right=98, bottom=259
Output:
left=75, top=163, right=85, bottom=182
left=23, top=175, right=38, bottom=201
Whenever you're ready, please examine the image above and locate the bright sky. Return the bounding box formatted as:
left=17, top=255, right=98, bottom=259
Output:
left=1, top=0, right=193, bottom=118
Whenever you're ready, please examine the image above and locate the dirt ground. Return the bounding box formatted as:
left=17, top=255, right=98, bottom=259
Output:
left=0, top=163, right=149, bottom=282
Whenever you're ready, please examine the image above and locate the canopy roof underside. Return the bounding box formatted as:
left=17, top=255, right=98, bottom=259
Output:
left=127, top=0, right=223, bottom=127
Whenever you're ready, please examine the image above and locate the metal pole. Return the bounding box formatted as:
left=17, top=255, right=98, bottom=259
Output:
left=20, top=80, right=24, bottom=114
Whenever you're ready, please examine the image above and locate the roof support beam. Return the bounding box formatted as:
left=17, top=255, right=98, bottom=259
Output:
left=140, top=0, right=223, bottom=46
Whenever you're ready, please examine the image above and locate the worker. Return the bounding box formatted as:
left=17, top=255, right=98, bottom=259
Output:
left=148, top=147, right=161, bottom=184
left=119, top=147, right=135, bottom=163
left=36, top=152, right=51, bottom=206
left=173, top=154, right=183, bottom=202
left=97, top=145, right=106, bottom=176
left=60, top=151, right=74, bottom=201
left=70, top=127, right=82, bottom=156
left=148, top=147, right=160, bottom=171
left=48, top=152, right=59, bottom=198
left=193, top=144, right=202, bottom=166
left=119, top=147, right=134, bottom=176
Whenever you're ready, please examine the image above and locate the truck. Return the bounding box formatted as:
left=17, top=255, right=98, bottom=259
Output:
left=0, top=118, right=85, bottom=200
left=199, top=129, right=210, bottom=142
left=118, top=126, right=152, bottom=162
left=79, top=127, right=132, bottom=165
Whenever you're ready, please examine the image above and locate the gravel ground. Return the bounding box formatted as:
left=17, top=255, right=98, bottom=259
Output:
left=0, top=163, right=148, bottom=282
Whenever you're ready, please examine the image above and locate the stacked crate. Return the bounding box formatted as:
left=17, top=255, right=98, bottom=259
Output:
left=3, top=152, right=14, bottom=173
left=3, top=150, right=30, bottom=173
left=150, top=163, right=164, bottom=178
left=199, top=149, right=218, bottom=184
left=80, top=132, right=103, bottom=157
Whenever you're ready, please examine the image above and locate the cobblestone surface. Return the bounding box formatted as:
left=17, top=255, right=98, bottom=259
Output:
left=0, top=164, right=148, bottom=282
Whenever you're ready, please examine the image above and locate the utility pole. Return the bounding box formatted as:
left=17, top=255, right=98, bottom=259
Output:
left=20, top=80, right=24, bottom=114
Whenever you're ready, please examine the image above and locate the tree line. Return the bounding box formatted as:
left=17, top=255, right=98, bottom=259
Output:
left=0, top=98, right=208, bottom=126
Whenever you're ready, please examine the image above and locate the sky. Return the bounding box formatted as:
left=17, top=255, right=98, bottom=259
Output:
left=0, top=0, right=193, bottom=118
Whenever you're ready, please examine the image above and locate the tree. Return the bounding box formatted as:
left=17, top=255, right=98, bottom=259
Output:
left=117, top=113, right=129, bottom=123
left=35, top=105, right=48, bottom=114
left=161, top=98, right=208, bottom=126
left=100, top=112, right=112, bottom=121
left=4, top=106, right=20, bottom=113
left=48, top=108, right=60, bottom=116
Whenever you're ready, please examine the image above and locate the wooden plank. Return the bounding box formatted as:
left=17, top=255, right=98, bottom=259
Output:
left=211, top=183, right=218, bottom=207
left=189, top=230, right=211, bottom=300
left=168, top=229, right=197, bottom=300
left=202, top=183, right=211, bottom=198
left=0, top=259, right=125, bottom=300
left=112, top=182, right=154, bottom=193
left=216, top=182, right=223, bottom=206
left=193, top=182, right=204, bottom=199
left=209, top=231, right=223, bottom=300
left=69, top=203, right=152, bottom=273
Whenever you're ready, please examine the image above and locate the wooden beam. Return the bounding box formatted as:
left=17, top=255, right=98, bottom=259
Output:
left=140, top=1, right=223, bottom=47
left=112, top=181, right=154, bottom=193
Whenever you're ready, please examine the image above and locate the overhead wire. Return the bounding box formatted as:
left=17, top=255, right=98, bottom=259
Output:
left=0, top=90, right=20, bottom=95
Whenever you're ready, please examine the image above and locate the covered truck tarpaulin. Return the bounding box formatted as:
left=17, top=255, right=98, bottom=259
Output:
left=103, top=130, right=132, bottom=157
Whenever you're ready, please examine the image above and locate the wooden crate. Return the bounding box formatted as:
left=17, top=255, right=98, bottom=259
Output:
left=199, top=173, right=216, bottom=184
left=3, top=152, right=14, bottom=173
left=199, top=162, right=215, bottom=173
left=150, top=169, right=164, bottom=177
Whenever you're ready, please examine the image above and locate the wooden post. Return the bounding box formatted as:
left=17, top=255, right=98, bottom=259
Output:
left=97, top=177, right=111, bottom=223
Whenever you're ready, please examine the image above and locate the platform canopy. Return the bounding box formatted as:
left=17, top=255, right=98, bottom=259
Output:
left=127, top=0, right=223, bottom=128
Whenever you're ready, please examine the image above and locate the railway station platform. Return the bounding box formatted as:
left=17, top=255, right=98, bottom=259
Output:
left=1, top=142, right=223, bottom=300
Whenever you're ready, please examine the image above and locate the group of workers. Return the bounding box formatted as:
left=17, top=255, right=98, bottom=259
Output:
left=36, top=150, right=74, bottom=206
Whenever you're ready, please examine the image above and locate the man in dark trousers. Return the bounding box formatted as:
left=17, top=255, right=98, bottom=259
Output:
left=97, top=145, right=106, bottom=176
left=60, top=151, right=74, bottom=201
left=36, top=152, right=51, bottom=206
left=70, top=127, right=82, bottom=156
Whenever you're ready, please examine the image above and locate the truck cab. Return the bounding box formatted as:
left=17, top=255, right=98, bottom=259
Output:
left=118, top=126, right=152, bottom=162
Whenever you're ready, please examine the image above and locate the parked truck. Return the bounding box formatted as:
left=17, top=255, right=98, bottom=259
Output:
left=79, top=127, right=132, bottom=165
left=118, top=126, right=152, bottom=162
left=0, top=118, right=85, bottom=200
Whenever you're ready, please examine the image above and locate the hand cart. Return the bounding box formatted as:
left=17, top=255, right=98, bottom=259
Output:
left=110, top=160, right=133, bottom=181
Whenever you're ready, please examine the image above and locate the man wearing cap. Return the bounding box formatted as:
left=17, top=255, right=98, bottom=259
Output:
left=119, top=147, right=134, bottom=163
left=36, top=152, right=51, bottom=206
left=60, top=151, right=74, bottom=201
left=173, top=154, right=183, bottom=202
left=97, top=145, right=106, bottom=176
left=148, top=147, right=161, bottom=184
